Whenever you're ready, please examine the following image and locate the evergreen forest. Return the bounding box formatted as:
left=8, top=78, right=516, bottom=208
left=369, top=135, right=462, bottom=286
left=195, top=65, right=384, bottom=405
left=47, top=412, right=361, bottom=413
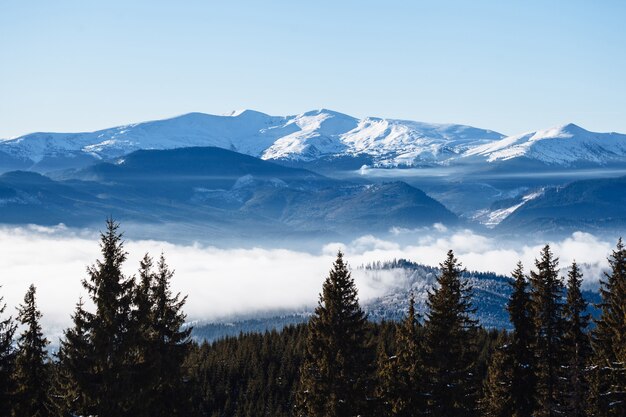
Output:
left=1, top=219, right=626, bottom=416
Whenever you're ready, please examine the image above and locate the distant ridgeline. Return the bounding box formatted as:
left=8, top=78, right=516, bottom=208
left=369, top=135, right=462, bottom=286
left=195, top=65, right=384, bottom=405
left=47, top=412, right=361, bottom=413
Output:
left=2, top=110, right=626, bottom=237
left=191, top=258, right=601, bottom=341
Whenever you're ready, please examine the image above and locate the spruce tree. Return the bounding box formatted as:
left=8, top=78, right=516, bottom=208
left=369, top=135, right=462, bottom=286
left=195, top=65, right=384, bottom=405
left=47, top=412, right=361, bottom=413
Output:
left=376, top=294, right=425, bottom=416
left=591, top=238, right=626, bottom=416
left=138, top=253, right=192, bottom=417
left=57, top=218, right=138, bottom=416
left=422, top=250, right=478, bottom=417
left=13, top=284, right=52, bottom=417
left=0, top=286, right=16, bottom=417
left=297, top=251, right=371, bottom=417
left=529, top=244, right=566, bottom=417
left=507, top=262, right=536, bottom=417
left=480, top=333, right=514, bottom=417
left=562, top=262, right=591, bottom=417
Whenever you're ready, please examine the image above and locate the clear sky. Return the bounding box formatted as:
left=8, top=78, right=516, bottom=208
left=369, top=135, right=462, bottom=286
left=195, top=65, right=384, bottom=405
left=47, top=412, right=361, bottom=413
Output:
left=1, top=0, right=625, bottom=138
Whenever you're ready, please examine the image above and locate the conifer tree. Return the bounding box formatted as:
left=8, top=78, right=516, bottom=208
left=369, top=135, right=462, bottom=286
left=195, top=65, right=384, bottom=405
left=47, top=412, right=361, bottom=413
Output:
left=138, top=253, right=192, bottom=417
left=57, top=218, right=138, bottom=416
left=562, top=262, right=591, bottom=417
left=422, top=250, right=478, bottom=417
left=529, top=245, right=566, bottom=417
left=480, top=333, right=514, bottom=417
left=376, top=294, right=425, bottom=416
left=0, top=286, right=16, bottom=417
left=13, top=284, right=52, bottom=417
left=297, top=251, right=371, bottom=417
left=591, top=238, right=626, bottom=416
left=507, top=262, right=536, bottom=417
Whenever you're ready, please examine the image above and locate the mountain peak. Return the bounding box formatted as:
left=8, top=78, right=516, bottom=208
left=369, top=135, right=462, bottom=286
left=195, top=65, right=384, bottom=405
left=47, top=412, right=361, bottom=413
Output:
left=298, top=109, right=355, bottom=119
left=530, top=123, right=590, bottom=141
left=224, top=109, right=271, bottom=118
left=558, top=122, right=588, bottom=135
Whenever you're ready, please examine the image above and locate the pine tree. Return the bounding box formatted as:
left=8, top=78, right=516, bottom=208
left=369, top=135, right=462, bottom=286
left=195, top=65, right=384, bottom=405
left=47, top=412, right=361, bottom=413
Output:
left=0, top=286, right=16, bottom=417
left=507, top=262, right=536, bottom=417
left=139, top=253, right=192, bottom=417
left=480, top=333, right=514, bottom=417
left=12, top=284, right=52, bottom=417
left=591, top=238, right=626, bottom=416
left=377, top=294, right=425, bottom=416
left=57, top=218, right=138, bottom=416
left=422, top=250, right=478, bottom=417
left=529, top=244, right=566, bottom=417
left=562, top=262, right=591, bottom=417
left=297, top=251, right=372, bottom=417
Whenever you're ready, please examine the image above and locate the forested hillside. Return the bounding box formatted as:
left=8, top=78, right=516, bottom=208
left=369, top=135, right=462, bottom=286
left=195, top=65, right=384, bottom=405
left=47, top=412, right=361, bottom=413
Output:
left=1, top=220, right=625, bottom=416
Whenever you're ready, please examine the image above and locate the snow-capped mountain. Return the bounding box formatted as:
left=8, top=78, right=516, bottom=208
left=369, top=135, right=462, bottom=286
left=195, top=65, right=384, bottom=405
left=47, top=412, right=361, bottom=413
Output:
left=3, top=111, right=626, bottom=174
left=0, top=110, right=291, bottom=170
left=465, top=123, right=626, bottom=166
left=0, top=109, right=503, bottom=172
left=259, top=110, right=504, bottom=166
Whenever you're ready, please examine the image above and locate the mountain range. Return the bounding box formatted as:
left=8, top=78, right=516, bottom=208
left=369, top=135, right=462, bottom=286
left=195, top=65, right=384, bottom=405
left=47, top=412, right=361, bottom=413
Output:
left=0, top=146, right=457, bottom=241
left=4, top=109, right=626, bottom=174
left=1, top=109, right=626, bottom=237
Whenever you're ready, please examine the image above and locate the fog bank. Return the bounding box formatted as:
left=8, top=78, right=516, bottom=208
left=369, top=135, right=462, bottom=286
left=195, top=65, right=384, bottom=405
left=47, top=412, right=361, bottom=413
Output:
left=0, top=225, right=617, bottom=340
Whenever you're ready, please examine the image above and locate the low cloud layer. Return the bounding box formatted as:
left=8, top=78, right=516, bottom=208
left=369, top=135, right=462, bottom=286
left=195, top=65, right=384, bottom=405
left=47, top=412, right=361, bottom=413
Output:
left=0, top=225, right=619, bottom=340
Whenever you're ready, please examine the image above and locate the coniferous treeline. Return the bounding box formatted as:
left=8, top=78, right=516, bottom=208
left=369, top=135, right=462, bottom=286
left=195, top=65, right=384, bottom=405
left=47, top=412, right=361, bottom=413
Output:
left=0, top=220, right=625, bottom=416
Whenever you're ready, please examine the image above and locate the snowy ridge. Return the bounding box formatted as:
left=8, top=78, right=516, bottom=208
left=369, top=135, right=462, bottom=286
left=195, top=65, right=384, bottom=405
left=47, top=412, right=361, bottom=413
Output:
left=0, top=109, right=503, bottom=168
left=472, top=190, right=545, bottom=228
left=465, top=123, right=626, bottom=165
left=0, top=110, right=291, bottom=163
left=3, top=111, right=626, bottom=171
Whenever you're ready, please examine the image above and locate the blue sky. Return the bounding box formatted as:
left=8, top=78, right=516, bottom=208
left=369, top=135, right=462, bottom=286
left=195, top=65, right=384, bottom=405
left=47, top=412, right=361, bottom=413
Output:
left=1, top=0, right=625, bottom=138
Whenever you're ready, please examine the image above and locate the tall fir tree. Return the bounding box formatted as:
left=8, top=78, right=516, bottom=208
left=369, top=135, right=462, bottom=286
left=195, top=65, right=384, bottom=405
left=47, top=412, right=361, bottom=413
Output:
left=529, top=244, right=566, bottom=417
left=376, top=293, right=425, bottom=417
left=422, top=250, right=479, bottom=417
left=0, top=286, right=16, bottom=417
left=562, top=262, right=591, bottom=417
left=297, top=251, right=372, bottom=417
left=480, top=332, right=514, bottom=417
left=57, top=218, right=138, bottom=416
left=591, top=238, right=626, bottom=416
left=12, top=284, right=52, bottom=417
left=136, top=253, right=192, bottom=417
left=507, top=262, right=536, bottom=417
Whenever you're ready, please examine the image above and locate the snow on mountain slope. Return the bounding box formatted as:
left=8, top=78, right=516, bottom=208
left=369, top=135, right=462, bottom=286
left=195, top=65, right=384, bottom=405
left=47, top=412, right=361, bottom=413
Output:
left=261, top=110, right=503, bottom=165
left=0, top=110, right=290, bottom=163
left=6, top=111, right=625, bottom=172
left=341, top=118, right=502, bottom=166
left=260, top=109, right=358, bottom=161
left=472, top=190, right=545, bottom=228
left=0, top=109, right=503, bottom=170
left=465, top=123, right=626, bottom=166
